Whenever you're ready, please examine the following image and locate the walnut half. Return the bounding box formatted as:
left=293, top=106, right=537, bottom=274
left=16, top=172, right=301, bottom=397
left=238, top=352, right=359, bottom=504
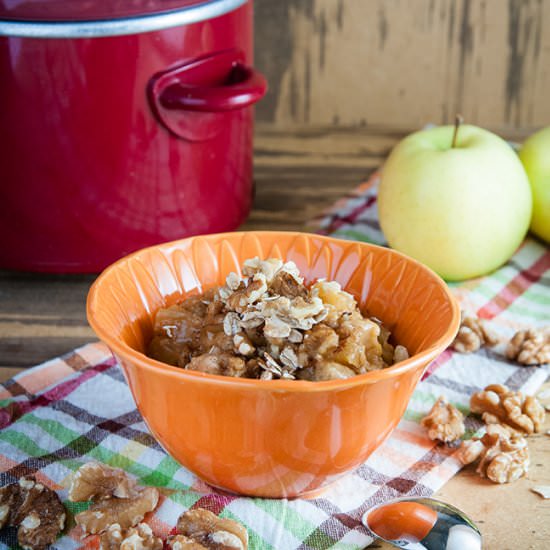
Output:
left=75, top=486, right=159, bottom=535
left=69, top=461, right=139, bottom=501
left=459, top=426, right=529, bottom=484
left=470, top=384, right=546, bottom=435
left=71, top=462, right=160, bottom=538
left=421, top=396, right=465, bottom=443
left=451, top=313, right=499, bottom=353
left=506, top=328, right=550, bottom=366
left=100, top=522, right=163, bottom=550
left=0, top=477, right=65, bottom=550
left=171, top=508, right=248, bottom=550
left=168, top=534, right=214, bottom=549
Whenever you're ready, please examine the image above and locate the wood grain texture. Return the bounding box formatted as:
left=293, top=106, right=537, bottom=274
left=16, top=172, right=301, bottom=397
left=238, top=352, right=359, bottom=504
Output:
left=255, top=0, right=550, bottom=136
left=0, top=272, right=96, bottom=367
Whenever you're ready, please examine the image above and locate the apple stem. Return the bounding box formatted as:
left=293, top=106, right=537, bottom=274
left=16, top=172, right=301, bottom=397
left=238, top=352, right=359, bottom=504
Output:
left=451, top=114, right=464, bottom=148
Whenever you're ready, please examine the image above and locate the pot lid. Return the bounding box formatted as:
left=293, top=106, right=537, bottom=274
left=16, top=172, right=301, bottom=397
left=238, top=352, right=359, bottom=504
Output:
left=0, top=0, right=247, bottom=37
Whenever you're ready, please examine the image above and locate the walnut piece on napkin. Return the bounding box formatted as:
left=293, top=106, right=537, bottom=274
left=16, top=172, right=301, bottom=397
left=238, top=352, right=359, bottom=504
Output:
left=168, top=534, right=212, bottom=549
left=69, top=461, right=139, bottom=501
left=451, top=313, right=499, bottom=353
left=170, top=508, right=248, bottom=550
left=421, top=396, right=465, bottom=443
left=99, top=522, right=163, bottom=550
left=470, top=384, right=546, bottom=435
left=70, top=462, right=160, bottom=538
left=76, top=486, right=159, bottom=535
left=0, top=477, right=65, bottom=550
left=506, top=327, right=550, bottom=366
left=459, top=426, right=529, bottom=484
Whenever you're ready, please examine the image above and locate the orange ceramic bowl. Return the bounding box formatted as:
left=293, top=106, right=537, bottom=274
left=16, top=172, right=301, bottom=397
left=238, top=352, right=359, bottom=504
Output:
left=87, top=232, right=460, bottom=498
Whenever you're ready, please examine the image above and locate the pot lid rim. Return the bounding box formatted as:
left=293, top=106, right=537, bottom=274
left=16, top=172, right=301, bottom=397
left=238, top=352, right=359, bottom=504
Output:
left=0, top=0, right=247, bottom=38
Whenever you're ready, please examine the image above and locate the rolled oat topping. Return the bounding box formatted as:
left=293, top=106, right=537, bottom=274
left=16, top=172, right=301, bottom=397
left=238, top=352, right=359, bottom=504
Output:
left=148, top=258, right=409, bottom=381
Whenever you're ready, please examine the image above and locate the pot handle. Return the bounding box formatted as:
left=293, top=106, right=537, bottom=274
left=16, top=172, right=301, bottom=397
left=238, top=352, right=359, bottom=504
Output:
left=159, top=62, right=266, bottom=112
left=148, top=49, right=267, bottom=140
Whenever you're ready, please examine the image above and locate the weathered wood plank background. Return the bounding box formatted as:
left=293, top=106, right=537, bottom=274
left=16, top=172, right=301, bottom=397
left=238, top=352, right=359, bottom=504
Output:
left=255, top=0, right=550, bottom=137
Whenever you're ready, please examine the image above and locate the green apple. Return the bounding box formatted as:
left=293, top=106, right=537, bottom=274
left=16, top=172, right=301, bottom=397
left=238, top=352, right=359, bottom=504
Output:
left=519, top=127, right=550, bottom=244
left=378, top=123, right=532, bottom=281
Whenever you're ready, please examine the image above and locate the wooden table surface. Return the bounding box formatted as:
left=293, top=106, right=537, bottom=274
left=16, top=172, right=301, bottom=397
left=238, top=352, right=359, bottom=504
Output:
left=1, top=128, right=548, bottom=549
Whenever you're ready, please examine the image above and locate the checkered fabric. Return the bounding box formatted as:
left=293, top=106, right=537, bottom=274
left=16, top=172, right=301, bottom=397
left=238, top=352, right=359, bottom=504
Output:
left=1, top=173, right=548, bottom=549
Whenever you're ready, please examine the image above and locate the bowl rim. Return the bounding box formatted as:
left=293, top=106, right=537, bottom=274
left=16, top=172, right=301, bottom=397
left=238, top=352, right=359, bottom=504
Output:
left=87, top=231, right=461, bottom=392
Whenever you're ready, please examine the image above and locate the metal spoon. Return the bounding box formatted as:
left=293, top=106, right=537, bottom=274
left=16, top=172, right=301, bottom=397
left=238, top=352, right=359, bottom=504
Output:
left=362, top=497, right=482, bottom=550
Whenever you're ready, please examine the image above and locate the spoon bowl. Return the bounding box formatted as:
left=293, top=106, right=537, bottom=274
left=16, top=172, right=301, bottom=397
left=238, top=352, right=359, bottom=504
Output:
left=362, top=497, right=482, bottom=550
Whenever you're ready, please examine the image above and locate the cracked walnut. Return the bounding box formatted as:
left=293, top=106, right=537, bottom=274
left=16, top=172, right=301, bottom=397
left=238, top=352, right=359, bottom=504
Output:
left=69, top=461, right=139, bottom=501
left=169, top=508, right=248, bottom=550
left=0, top=477, right=65, bottom=550
left=451, top=313, right=499, bottom=353
left=506, top=327, right=550, bottom=366
left=470, top=384, right=545, bottom=435
left=99, top=522, right=163, bottom=550
left=459, top=425, right=529, bottom=484
left=70, top=462, right=160, bottom=541
left=421, top=396, right=465, bottom=443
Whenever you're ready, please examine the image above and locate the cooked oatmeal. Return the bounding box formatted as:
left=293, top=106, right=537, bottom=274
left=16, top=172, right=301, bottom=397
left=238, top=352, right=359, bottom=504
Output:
left=147, top=258, right=409, bottom=381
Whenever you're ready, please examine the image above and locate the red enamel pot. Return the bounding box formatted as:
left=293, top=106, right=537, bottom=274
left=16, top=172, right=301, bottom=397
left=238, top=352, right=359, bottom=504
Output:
left=0, top=0, right=266, bottom=272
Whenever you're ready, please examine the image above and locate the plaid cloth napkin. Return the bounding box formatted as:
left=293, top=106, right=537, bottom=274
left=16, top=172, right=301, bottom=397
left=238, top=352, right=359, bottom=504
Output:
left=1, top=173, right=549, bottom=550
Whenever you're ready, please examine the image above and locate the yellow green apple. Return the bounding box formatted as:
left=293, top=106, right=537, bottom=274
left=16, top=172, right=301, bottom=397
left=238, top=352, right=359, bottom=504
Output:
left=378, top=123, right=532, bottom=281
left=519, top=127, right=550, bottom=244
